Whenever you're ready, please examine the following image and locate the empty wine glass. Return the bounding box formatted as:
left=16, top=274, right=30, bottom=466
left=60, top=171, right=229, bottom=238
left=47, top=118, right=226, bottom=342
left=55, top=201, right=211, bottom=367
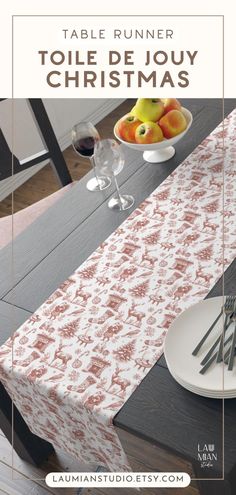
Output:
left=94, top=139, right=134, bottom=211
left=72, top=122, right=111, bottom=192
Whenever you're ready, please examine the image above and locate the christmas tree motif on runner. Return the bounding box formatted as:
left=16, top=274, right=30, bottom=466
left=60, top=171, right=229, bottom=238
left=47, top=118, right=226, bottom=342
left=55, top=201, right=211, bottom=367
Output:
left=130, top=280, right=149, bottom=298
left=58, top=318, right=80, bottom=338
left=80, top=263, right=97, bottom=279
left=196, top=245, right=214, bottom=261
left=203, top=199, right=220, bottom=213
left=143, top=231, right=160, bottom=245
left=113, top=340, right=136, bottom=362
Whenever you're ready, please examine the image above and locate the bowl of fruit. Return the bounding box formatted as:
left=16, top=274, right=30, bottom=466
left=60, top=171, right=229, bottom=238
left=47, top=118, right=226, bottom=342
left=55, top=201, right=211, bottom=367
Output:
left=114, top=98, right=192, bottom=163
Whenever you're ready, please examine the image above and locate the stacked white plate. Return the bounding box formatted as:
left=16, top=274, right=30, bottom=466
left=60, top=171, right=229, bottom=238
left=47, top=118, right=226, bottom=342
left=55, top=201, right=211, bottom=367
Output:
left=164, top=296, right=236, bottom=399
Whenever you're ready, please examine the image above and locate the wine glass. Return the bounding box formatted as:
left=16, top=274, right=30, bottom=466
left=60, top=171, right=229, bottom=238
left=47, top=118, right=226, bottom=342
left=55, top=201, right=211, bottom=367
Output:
left=72, top=122, right=111, bottom=192
left=94, top=139, right=134, bottom=211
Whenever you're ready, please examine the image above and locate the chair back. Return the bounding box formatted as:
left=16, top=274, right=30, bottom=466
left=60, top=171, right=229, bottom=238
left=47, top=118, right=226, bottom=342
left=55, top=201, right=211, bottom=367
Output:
left=0, top=127, right=20, bottom=181
left=0, top=99, right=72, bottom=186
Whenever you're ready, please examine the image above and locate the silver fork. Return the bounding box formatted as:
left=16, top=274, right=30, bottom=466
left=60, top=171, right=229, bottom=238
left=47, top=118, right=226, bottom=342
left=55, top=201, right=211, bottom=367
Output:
left=200, top=296, right=235, bottom=366
left=192, top=298, right=227, bottom=356
left=216, top=296, right=235, bottom=363
left=227, top=305, right=236, bottom=370
left=200, top=333, right=233, bottom=375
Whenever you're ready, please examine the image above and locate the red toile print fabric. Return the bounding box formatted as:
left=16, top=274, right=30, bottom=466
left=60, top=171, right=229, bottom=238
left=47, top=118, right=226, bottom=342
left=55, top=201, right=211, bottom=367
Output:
left=0, top=110, right=235, bottom=471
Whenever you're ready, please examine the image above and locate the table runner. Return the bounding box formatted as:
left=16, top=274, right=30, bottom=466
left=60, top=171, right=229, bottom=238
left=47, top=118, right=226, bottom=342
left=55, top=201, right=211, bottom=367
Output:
left=0, top=109, right=235, bottom=472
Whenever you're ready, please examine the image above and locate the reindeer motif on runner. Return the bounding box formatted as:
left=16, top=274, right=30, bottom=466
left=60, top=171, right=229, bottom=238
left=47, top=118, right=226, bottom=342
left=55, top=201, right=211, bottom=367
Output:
left=72, top=283, right=91, bottom=305
left=153, top=206, right=168, bottom=219
left=126, top=302, right=145, bottom=325
left=203, top=219, right=218, bottom=233
left=49, top=343, right=72, bottom=371
left=140, top=248, right=157, bottom=268
left=107, top=367, right=131, bottom=397
left=196, top=268, right=213, bottom=285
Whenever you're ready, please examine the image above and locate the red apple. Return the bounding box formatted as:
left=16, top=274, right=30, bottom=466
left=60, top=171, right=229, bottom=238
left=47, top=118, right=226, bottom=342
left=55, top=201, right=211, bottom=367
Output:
left=135, top=122, right=163, bottom=144
left=115, top=113, right=142, bottom=143
left=161, top=98, right=182, bottom=114
left=159, top=110, right=187, bottom=138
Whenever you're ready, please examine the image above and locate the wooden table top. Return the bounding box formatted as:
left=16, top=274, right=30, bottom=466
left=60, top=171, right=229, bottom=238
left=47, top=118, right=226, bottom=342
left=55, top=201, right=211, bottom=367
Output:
left=1, top=98, right=236, bottom=483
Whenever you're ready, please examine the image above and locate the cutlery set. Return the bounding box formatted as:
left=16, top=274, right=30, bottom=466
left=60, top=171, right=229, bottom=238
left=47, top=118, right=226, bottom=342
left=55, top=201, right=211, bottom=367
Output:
left=192, top=296, right=236, bottom=374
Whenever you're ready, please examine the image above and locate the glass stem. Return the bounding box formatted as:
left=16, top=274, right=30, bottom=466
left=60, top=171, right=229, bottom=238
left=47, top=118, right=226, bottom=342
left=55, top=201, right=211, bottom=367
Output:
left=90, top=155, right=101, bottom=188
left=113, top=174, right=124, bottom=211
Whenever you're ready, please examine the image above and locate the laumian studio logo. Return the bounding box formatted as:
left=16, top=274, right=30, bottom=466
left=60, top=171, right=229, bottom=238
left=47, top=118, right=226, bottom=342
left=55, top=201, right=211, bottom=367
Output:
left=197, top=444, right=218, bottom=469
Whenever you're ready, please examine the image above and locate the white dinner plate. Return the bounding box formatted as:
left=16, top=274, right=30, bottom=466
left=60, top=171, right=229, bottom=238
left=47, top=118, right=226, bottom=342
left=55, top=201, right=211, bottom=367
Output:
left=171, top=365, right=235, bottom=395
left=171, top=370, right=236, bottom=399
left=164, top=297, right=236, bottom=399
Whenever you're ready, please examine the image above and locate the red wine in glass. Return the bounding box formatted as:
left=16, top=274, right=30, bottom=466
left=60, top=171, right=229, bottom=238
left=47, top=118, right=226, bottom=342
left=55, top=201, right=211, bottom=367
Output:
left=74, top=136, right=97, bottom=157
left=72, top=121, right=111, bottom=192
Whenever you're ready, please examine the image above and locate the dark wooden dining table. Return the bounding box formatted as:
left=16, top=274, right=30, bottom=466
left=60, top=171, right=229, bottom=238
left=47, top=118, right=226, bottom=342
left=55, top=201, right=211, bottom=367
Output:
left=0, top=98, right=236, bottom=495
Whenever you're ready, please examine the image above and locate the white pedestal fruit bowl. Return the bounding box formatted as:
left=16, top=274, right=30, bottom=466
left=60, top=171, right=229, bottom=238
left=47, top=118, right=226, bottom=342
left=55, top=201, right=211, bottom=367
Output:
left=114, top=108, right=193, bottom=163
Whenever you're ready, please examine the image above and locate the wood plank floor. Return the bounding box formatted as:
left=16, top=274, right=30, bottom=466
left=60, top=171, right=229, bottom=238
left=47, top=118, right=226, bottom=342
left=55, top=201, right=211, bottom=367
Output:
left=0, top=430, right=90, bottom=495
left=0, top=100, right=134, bottom=217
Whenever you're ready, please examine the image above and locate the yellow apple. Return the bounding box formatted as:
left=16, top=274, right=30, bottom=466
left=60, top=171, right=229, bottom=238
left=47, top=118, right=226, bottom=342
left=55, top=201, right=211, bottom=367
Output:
left=133, top=98, right=165, bottom=122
